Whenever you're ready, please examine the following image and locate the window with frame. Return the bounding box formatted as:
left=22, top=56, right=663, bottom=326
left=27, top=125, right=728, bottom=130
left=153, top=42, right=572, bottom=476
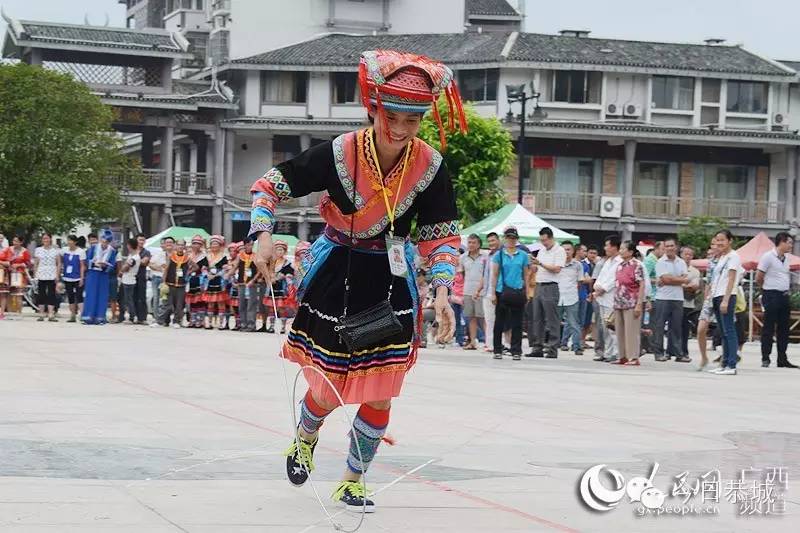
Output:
left=458, top=69, right=499, bottom=102
left=261, top=71, right=308, bottom=104
left=553, top=71, right=601, bottom=104
left=726, top=81, right=767, bottom=113
left=332, top=72, right=360, bottom=104
left=577, top=161, right=594, bottom=193
left=704, top=165, right=748, bottom=199
left=634, top=162, right=669, bottom=196
left=652, top=76, right=694, bottom=110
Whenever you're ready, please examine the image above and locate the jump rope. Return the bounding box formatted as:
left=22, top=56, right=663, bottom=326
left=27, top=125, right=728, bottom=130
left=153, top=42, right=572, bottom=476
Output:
left=268, top=268, right=369, bottom=532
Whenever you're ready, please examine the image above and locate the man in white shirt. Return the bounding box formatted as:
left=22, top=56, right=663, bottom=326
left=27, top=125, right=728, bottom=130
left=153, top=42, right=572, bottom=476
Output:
left=527, top=227, right=566, bottom=358
left=593, top=235, right=622, bottom=362
left=680, top=246, right=702, bottom=359
left=459, top=234, right=487, bottom=350
left=557, top=242, right=583, bottom=354
left=148, top=237, right=172, bottom=322
left=118, top=238, right=141, bottom=324
left=757, top=232, right=797, bottom=368
left=653, top=238, right=690, bottom=362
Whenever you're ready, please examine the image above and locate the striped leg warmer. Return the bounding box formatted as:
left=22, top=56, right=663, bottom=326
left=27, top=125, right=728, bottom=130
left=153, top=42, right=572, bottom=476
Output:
left=346, top=404, right=390, bottom=475
left=299, top=390, right=333, bottom=436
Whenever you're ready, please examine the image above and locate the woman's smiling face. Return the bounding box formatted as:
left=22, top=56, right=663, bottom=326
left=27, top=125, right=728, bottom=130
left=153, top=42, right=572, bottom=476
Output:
left=372, top=109, right=423, bottom=152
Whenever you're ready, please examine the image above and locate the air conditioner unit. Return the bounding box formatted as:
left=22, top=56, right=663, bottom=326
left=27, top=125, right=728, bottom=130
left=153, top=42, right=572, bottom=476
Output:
left=772, top=112, right=788, bottom=130
left=606, top=103, right=623, bottom=116
left=600, top=196, right=622, bottom=218
left=623, top=104, right=642, bottom=117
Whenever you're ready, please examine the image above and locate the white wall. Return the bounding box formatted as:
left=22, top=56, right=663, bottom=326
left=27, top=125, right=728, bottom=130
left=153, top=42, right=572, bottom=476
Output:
left=387, top=0, right=464, bottom=34
left=498, top=68, right=535, bottom=118
left=605, top=73, right=648, bottom=112
left=230, top=0, right=328, bottom=60
left=260, top=103, right=308, bottom=117
left=725, top=117, right=768, bottom=130
left=650, top=113, right=693, bottom=127
left=331, top=105, right=365, bottom=119
left=471, top=102, right=498, bottom=118
left=244, top=71, right=260, bottom=115
left=229, top=0, right=464, bottom=61
left=231, top=134, right=272, bottom=199
left=308, top=72, right=330, bottom=118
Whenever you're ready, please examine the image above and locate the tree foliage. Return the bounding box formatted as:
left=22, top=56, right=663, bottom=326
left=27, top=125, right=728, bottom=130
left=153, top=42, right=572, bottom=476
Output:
left=677, top=215, right=730, bottom=257
left=418, top=99, right=514, bottom=226
left=0, top=63, right=129, bottom=238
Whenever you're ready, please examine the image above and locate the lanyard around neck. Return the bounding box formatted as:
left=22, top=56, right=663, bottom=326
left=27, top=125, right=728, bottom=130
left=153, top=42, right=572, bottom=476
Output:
left=368, top=128, right=412, bottom=236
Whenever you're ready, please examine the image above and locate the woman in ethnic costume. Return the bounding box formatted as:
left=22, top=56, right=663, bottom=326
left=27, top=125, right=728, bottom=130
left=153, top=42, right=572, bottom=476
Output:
left=0, top=235, right=32, bottom=315
left=226, top=242, right=242, bottom=330
left=203, top=235, right=229, bottom=330
left=185, top=235, right=208, bottom=328
left=249, top=50, right=463, bottom=512
left=82, top=229, right=118, bottom=325
left=262, top=239, right=295, bottom=334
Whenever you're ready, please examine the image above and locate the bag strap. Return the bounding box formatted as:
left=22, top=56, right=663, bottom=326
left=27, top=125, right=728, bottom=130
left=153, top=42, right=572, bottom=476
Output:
left=340, top=139, right=395, bottom=321
left=341, top=140, right=358, bottom=320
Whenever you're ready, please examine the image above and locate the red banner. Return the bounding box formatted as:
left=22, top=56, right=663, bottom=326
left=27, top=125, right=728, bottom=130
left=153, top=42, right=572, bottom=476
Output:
left=532, top=156, right=554, bottom=169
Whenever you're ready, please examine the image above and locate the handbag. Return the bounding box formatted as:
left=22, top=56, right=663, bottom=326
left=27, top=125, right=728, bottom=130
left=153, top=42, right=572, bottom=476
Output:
left=604, top=310, right=616, bottom=331
left=335, top=141, right=402, bottom=352
left=498, top=249, right=526, bottom=307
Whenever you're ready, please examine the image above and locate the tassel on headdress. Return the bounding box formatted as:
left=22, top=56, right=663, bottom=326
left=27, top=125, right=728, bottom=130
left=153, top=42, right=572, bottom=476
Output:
left=358, top=49, right=467, bottom=151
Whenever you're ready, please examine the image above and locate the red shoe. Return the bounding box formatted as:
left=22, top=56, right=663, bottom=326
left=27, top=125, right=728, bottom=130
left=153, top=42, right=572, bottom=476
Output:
left=610, top=358, right=628, bottom=365
left=624, top=359, right=641, bottom=366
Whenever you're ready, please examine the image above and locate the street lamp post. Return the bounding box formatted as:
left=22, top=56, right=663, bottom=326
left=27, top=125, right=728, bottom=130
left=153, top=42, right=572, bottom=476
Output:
left=506, top=84, right=547, bottom=205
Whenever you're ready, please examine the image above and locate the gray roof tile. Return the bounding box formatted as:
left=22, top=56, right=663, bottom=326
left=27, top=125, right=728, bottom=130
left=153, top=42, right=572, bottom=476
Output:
left=777, top=60, right=800, bottom=73
left=231, top=31, right=791, bottom=77
left=510, top=33, right=791, bottom=76
left=232, top=32, right=509, bottom=66
left=15, top=21, right=183, bottom=52
left=466, top=0, right=519, bottom=17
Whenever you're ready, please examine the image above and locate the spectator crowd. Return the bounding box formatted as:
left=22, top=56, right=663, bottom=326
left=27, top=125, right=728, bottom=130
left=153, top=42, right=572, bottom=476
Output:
left=0, top=226, right=798, bottom=375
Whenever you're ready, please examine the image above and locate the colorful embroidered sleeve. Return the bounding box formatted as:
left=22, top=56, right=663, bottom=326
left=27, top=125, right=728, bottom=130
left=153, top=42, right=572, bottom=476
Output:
left=415, top=162, right=460, bottom=290
left=248, top=141, right=337, bottom=240
left=249, top=168, right=292, bottom=239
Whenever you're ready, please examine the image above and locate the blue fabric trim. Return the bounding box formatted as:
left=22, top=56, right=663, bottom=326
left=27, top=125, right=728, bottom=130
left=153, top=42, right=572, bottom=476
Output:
left=296, top=235, right=337, bottom=301
left=369, top=97, right=430, bottom=114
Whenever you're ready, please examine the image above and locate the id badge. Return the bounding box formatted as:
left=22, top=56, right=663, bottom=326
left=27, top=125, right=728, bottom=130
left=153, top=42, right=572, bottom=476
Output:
left=66, top=265, right=74, bottom=275
left=385, top=236, right=408, bottom=278
left=177, top=269, right=184, bottom=278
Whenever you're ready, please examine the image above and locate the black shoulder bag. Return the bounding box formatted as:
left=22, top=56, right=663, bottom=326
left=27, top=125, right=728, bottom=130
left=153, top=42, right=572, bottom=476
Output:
left=498, top=249, right=527, bottom=307
left=335, top=150, right=403, bottom=352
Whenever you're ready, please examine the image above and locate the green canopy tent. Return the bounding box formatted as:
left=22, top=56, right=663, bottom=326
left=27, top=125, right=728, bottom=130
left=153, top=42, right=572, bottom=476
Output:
left=461, top=203, right=580, bottom=246
left=144, top=226, right=210, bottom=248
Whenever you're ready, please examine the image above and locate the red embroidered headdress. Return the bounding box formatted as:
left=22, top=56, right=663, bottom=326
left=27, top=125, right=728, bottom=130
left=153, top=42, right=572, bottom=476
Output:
left=358, top=49, right=467, bottom=150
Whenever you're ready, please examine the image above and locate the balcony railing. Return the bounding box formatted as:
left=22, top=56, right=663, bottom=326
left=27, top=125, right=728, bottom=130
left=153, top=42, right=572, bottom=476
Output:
left=109, top=168, right=165, bottom=192
left=522, top=191, right=601, bottom=215
left=108, top=169, right=213, bottom=195
left=525, top=190, right=786, bottom=224
left=631, top=195, right=785, bottom=223
left=173, top=171, right=212, bottom=194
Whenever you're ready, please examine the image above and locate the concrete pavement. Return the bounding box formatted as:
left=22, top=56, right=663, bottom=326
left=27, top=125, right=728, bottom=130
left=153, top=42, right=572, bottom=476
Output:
left=1, top=314, right=799, bottom=532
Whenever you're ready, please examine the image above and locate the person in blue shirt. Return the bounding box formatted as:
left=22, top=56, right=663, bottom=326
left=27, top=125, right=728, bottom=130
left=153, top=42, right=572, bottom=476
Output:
left=61, top=234, right=86, bottom=323
left=489, top=226, right=531, bottom=360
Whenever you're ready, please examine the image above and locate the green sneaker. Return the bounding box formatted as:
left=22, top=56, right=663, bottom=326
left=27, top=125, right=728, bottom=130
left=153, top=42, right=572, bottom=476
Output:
left=331, top=480, right=375, bottom=513
left=284, top=433, right=317, bottom=487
